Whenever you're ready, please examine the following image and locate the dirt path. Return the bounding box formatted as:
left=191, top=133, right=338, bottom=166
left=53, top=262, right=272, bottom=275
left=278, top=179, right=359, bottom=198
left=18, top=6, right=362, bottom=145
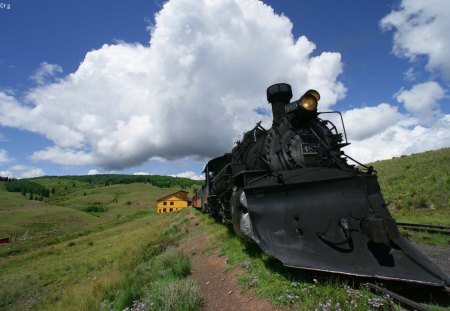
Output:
left=180, top=214, right=274, bottom=311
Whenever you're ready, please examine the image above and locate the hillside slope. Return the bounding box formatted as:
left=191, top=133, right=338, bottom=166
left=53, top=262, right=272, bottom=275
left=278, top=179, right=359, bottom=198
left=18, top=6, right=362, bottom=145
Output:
left=370, top=148, right=450, bottom=225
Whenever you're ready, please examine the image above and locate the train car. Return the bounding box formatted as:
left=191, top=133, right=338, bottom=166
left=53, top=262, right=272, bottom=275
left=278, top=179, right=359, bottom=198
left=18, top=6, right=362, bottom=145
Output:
left=192, top=187, right=204, bottom=210
left=195, top=83, right=450, bottom=286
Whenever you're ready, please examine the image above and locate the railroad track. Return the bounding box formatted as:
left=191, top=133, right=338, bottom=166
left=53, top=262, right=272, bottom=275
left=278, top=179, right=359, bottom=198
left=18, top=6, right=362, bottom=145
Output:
left=367, top=283, right=428, bottom=311
left=397, top=222, right=450, bottom=235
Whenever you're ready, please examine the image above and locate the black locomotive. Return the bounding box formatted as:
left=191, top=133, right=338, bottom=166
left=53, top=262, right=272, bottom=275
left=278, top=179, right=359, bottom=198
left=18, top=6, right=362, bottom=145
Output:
left=193, top=83, right=449, bottom=286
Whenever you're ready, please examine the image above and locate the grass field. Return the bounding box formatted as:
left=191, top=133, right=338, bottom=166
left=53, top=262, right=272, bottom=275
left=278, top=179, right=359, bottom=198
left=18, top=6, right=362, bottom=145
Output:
left=0, top=209, right=201, bottom=310
left=372, top=147, right=450, bottom=225
left=0, top=180, right=200, bottom=310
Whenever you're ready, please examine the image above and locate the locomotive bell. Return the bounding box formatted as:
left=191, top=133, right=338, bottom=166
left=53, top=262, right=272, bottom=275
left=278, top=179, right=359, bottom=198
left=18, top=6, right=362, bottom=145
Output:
left=267, top=83, right=293, bottom=123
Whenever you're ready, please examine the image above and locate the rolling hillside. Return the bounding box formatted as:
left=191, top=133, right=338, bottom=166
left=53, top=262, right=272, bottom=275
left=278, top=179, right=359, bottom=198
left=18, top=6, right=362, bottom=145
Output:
left=0, top=176, right=200, bottom=310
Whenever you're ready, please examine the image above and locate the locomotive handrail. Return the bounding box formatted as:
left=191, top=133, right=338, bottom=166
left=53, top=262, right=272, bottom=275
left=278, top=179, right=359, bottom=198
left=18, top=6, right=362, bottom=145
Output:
left=319, top=111, right=348, bottom=143
left=342, top=153, right=376, bottom=175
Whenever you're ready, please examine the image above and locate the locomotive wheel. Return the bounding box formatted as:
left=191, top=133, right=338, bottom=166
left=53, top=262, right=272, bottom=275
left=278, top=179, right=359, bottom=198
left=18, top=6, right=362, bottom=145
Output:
left=231, top=189, right=255, bottom=243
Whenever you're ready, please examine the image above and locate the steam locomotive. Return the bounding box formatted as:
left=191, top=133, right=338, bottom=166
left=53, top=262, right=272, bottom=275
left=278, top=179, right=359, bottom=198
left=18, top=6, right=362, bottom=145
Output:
left=193, top=83, right=449, bottom=286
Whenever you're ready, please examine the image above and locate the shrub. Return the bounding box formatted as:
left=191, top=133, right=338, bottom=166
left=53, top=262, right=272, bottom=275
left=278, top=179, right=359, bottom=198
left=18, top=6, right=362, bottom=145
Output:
left=82, top=205, right=107, bottom=213
left=145, top=277, right=202, bottom=311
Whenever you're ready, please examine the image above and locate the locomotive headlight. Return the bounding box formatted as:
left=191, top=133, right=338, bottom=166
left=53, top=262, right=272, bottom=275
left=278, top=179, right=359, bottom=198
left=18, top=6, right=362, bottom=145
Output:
left=300, top=96, right=317, bottom=111
left=299, top=89, right=320, bottom=111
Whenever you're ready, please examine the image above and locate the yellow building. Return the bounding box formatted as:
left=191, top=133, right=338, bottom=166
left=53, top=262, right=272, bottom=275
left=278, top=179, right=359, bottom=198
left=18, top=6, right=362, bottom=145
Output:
left=156, top=190, right=192, bottom=213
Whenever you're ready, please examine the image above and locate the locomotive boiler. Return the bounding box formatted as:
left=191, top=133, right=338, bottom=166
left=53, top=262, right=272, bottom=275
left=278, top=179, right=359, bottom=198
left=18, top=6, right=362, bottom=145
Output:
left=194, top=83, right=449, bottom=286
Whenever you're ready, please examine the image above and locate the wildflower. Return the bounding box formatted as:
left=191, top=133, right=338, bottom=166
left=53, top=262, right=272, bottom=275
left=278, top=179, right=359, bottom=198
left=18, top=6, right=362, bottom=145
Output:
left=346, top=286, right=363, bottom=298
left=368, top=297, right=384, bottom=308
left=286, top=293, right=300, bottom=300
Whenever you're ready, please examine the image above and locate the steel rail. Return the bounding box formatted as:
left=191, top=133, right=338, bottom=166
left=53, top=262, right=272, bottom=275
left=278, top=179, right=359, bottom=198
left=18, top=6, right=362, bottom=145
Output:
left=397, top=222, right=450, bottom=235
left=367, top=283, right=428, bottom=311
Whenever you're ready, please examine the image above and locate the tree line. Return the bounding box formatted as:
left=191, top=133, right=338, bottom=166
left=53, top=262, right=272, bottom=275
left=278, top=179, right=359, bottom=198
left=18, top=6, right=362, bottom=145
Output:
left=3, top=179, right=50, bottom=200
left=34, top=174, right=203, bottom=189
left=1, top=174, right=203, bottom=200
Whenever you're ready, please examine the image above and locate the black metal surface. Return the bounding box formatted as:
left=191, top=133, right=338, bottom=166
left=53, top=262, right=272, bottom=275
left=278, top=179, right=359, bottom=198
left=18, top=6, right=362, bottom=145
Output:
left=244, top=169, right=450, bottom=286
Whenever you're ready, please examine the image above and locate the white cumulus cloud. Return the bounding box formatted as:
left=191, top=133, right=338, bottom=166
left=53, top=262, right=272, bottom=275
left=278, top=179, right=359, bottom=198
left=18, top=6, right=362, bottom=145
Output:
left=19, top=167, right=45, bottom=179
left=0, top=148, right=9, bottom=163
left=0, top=0, right=345, bottom=171
left=396, top=81, right=445, bottom=121
left=340, top=104, right=402, bottom=141
left=343, top=0, right=450, bottom=164
left=30, top=62, right=63, bottom=85
left=0, top=170, right=13, bottom=178
left=344, top=114, right=450, bottom=164
left=1, top=165, right=45, bottom=179
left=171, top=170, right=204, bottom=180
left=381, top=0, right=450, bottom=79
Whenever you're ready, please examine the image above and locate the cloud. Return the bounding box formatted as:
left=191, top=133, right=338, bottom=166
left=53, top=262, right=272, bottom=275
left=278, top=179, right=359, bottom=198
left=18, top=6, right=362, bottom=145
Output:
left=340, top=104, right=402, bottom=141
left=171, top=170, right=204, bottom=180
left=0, top=170, right=13, bottom=178
left=381, top=0, right=450, bottom=79
left=31, top=146, right=96, bottom=166
left=396, top=81, right=445, bottom=121
left=133, top=171, right=150, bottom=175
left=0, top=149, right=9, bottom=163
left=347, top=0, right=450, bottom=164
left=0, top=0, right=345, bottom=170
left=344, top=114, right=450, bottom=164
left=87, top=169, right=99, bottom=175
left=335, top=97, right=449, bottom=164
left=30, top=62, right=63, bottom=85
left=19, top=167, right=45, bottom=178
left=1, top=165, right=45, bottom=179
left=0, top=133, right=7, bottom=142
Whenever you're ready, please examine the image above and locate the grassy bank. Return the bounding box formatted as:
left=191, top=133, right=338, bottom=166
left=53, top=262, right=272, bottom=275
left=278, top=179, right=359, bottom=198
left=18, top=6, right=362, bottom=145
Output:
left=372, top=148, right=450, bottom=225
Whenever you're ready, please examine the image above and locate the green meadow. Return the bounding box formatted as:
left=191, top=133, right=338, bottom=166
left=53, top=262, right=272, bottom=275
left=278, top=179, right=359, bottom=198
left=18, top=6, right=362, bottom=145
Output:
left=372, top=148, right=450, bottom=233
left=0, top=177, right=200, bottom=310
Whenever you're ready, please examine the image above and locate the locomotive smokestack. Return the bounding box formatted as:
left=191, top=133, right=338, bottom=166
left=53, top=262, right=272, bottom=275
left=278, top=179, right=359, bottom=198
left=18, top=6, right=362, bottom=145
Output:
left=267, top=83, right=293, bottom=124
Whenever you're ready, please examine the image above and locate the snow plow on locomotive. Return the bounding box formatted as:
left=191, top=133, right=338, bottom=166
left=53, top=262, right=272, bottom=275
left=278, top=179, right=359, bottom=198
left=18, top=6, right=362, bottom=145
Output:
left=194, top=83, right=450, bottom=287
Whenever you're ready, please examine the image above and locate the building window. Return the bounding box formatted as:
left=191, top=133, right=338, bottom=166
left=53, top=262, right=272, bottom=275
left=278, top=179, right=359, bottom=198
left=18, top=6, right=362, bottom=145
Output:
left=163, top=202, right=167, bottom=206
left=170, top=201, right=174, bottom=206
left=169, top=208, right=173, bottom=212
left=163, top=208, right=166, bottom=212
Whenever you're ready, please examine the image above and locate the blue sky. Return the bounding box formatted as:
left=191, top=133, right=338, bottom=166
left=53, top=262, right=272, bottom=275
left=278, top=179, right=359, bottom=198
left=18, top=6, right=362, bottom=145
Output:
left=1, top=0, right=449, bottom=179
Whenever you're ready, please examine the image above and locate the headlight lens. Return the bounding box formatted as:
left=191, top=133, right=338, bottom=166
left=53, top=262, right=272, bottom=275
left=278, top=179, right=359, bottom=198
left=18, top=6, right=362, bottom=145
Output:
left=299, top=89, right=320, bottom=111
left=300, top=95, right=318, bottom=111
